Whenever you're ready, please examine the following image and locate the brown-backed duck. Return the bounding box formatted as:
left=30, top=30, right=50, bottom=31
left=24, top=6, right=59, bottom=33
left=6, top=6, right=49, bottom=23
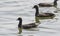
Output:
left=17, top=17, right=40, bottom=34
left=38, top=0, right=58, bottom=7
left=33, top=5, right=55, bottom=19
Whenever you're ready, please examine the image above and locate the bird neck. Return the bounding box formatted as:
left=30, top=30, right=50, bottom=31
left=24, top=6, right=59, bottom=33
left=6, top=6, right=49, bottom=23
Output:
left=54, top=0, right=57, bottom=6
left=18, top=20, right=22, bottom=28
left=35, top=7, right=39, bottom=17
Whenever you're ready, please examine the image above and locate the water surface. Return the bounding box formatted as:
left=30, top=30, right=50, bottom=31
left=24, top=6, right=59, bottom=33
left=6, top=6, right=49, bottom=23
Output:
left=0, top=0, right=60, bottom=36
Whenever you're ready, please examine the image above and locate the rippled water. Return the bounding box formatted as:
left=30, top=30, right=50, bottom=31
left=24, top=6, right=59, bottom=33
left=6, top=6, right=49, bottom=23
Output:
left=0, top=0, right=60, bottom=36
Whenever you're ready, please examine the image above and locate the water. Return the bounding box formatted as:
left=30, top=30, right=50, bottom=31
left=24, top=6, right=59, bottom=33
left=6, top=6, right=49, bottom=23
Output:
left=0, top=0, right=60, bottom=36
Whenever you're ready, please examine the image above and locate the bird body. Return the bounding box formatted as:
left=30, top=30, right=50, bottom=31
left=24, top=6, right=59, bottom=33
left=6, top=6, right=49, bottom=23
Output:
left=38, top=0, right=58, bottom=7
left=38, top=3, right=53, bottom=7
left=22, top=23, right=38, bottom=29
left=38, top=13, right=55, bottom=17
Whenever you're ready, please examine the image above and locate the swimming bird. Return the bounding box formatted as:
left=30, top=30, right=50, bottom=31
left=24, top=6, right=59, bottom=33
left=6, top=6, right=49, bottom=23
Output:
left=33, top=5, right=55, bottom=19
left=17, top=17, right=40, bottom=34
left=38, top=0, right=58, bottom=7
